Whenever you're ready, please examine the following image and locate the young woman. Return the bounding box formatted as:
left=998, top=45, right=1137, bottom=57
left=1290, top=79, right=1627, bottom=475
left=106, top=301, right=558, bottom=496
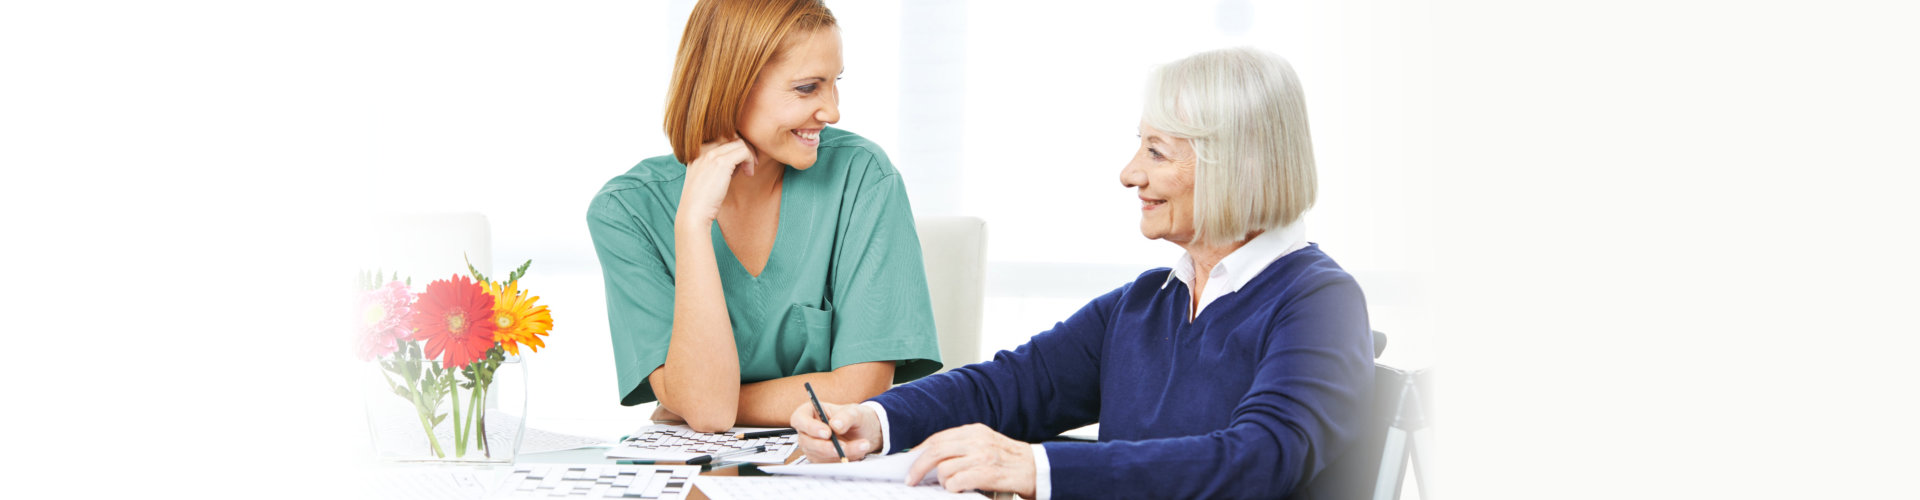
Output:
left=587, top=0, right=941, bottom=433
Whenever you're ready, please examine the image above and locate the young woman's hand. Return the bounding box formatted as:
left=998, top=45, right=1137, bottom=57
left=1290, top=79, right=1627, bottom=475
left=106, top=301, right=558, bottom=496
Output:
left=676, top=139, right=758, bottom=227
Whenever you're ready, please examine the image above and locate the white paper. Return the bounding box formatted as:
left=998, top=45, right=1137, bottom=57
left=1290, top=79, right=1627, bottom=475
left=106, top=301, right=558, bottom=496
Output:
left=358, top=467, right=501, bottom=500
left=761, top=450, right=940, bottom=486
left=693, top=475, right=986, bottom=500
left=487, top=412, right=611, bottom=454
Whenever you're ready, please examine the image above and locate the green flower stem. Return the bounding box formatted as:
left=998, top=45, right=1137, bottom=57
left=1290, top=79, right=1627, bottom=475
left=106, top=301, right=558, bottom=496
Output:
left=477, top=384, right=491, bottom=457
left=449, top=373, right=464, bottom=458
left=402, top=369, right=445, bottom=458
left=413, top=401, right=446, bottom=458
left=466, top=383, right=484, bottom=456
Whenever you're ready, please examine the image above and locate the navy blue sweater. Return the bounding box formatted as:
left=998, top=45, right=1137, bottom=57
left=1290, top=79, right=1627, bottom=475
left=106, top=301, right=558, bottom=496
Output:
left=870, top=244, right=1373, bottom=499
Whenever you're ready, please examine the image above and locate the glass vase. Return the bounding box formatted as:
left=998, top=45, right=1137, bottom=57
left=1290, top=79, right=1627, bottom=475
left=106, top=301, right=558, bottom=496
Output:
left=363, top=349, right=528, bottom=464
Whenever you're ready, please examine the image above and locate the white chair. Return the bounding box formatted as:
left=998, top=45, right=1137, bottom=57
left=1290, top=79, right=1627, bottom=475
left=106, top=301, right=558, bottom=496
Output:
left=914, top=216, right=987, bottom=374
left=347, top=212, right=494, bottom=283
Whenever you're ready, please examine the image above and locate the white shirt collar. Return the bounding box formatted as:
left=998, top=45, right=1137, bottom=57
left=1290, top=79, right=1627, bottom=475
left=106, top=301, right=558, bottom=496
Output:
left=1162, top=221, right=1309, bottom=319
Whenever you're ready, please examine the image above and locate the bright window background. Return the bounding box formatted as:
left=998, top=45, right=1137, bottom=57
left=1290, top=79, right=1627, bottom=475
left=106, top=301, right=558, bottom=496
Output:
left=15, top=1, right=1920, bottom=498
left=332, top=0, right=1436, bottom=437
left=2, top=1, right=1434, bottom=495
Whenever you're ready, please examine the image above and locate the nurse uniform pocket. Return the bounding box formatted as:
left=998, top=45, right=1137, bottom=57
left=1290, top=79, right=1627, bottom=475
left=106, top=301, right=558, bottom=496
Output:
left=775, top=303, right=834, bottom=376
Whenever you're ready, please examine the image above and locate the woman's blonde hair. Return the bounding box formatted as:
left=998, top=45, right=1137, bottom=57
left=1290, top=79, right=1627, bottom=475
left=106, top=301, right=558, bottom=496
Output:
left=663, top=0, right=837, bottom=165
left=1143, top=47, right=1317, bottom=248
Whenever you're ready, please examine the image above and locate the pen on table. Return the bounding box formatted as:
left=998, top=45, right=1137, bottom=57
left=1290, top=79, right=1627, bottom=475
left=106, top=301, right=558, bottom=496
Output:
left=804, top=382, right=848, bottom=463
left=686, top=444, right=767, bottom=465
left=734, top=428, right=799, bottom=440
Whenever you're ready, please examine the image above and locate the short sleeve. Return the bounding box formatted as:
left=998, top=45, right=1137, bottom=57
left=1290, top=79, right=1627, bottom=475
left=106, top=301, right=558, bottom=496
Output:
left=827, top=155, right=943, bottom=383
left=586, top=191, right=675, bottom=406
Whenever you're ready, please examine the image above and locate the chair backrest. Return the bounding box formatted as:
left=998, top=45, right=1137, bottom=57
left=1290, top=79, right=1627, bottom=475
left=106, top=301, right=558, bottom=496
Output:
left=1297, top=330, right=1430, bottom=500
left=913, top=216, right=987, bottom=373
left=347, top=212, right=494, bottom=283
left=1294, top=363, right=1411, bottom=499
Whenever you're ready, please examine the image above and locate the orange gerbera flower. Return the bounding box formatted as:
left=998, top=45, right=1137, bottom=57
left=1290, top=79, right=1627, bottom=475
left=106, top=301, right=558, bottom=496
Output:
left=410, top=274, right=498, bottom=369
left=485, top=280, right=553, bottom=356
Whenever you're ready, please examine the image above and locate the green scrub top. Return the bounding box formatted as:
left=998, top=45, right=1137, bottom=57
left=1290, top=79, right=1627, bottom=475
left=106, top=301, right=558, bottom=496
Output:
left=586, top=127, right=943, bottom=406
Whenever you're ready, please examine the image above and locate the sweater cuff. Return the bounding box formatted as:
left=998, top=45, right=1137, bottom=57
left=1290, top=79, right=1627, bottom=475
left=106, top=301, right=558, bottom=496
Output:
left=861, top=401, right=894, bottom=456
left=1031, top=443, right=1052, bottom=500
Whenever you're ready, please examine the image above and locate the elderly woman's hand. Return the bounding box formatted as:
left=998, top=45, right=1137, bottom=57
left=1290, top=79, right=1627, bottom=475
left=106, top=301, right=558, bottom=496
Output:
left=675, top=138, right=758, bottom=227
left=789, top=400, right=885, bottom=462
left=904, top=423, right=1038, bottom=498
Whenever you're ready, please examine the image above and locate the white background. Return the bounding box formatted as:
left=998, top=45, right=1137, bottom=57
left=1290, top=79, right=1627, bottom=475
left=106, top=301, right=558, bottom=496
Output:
left=5, top=1, right=1918, bottom=498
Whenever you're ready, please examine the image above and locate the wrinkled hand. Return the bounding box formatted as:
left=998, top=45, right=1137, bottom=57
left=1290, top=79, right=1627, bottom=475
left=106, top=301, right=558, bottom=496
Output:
left=905, top=423, right=1036, bottom=498
left=676, top=139, right=759, bottom=227
left=789, top=401, right=883, bottom=463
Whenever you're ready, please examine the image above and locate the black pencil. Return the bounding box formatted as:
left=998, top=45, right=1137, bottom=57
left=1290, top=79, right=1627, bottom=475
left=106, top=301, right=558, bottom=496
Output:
left=804, top=382, right=848, bottom=462
left=734, top=428, right=799, bottom=440
left=687, top=444, right=766, bottom=465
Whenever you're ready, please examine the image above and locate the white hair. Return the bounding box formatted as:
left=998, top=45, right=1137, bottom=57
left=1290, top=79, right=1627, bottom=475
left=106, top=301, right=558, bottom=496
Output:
left=1143, top=47, right=1317, bottom=248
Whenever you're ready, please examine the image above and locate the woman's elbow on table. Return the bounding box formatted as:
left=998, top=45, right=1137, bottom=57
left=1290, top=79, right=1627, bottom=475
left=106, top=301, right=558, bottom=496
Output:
left=651, top=370, right=739, bottom=432
left=681, top=411, right=737, bottom=434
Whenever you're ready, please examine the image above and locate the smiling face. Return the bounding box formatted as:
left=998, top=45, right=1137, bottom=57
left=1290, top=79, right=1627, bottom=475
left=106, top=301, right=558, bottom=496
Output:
left=1120, top=121, right=1199, bottom=244
left=736, top=27, right=843, bottom=170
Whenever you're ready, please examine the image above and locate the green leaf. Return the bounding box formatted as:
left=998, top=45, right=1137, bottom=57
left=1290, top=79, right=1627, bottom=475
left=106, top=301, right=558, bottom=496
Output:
left=431, top=413, right=447, bottom=427
left=507, top=260, right=532, bottom=285
left=382, top=373, right=410, bottom=400
left=464, top=252, right=488, bottom=284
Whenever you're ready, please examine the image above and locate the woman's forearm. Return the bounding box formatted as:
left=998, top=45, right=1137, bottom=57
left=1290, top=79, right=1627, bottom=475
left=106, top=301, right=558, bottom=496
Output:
left=658, top=220, right=741, bottom=432
left=732, top=361, right=894, bottom=427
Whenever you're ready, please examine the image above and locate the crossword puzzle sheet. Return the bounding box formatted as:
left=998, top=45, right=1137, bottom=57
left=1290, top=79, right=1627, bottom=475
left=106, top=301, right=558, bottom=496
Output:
left=603, top=424, right=798, bottom=464
left=486, top=464, right=700, bottom=499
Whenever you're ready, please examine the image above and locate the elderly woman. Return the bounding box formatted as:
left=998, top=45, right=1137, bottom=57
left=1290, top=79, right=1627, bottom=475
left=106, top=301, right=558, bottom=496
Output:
left=791, top=47, right=1373, bottom=499
left=587, top=0, right=942, bottom=433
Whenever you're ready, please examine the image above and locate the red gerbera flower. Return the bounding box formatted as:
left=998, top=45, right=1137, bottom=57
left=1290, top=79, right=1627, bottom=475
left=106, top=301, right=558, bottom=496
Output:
left=410, top=274, right=499, bottom=369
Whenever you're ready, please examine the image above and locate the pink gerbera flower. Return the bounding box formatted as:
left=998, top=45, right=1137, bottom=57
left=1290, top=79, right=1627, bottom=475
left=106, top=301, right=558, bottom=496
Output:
left=356, top=280, right=416, bottom=361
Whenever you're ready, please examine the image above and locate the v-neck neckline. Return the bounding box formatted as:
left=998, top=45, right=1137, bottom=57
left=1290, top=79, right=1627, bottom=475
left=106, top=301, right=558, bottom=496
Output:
left=712, top=167, right=793, bottom=283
